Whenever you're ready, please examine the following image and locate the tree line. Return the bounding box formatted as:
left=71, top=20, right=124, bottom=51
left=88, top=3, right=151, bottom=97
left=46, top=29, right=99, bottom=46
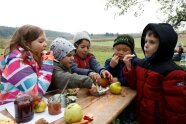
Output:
left=0, top=26, right=73, bottom=39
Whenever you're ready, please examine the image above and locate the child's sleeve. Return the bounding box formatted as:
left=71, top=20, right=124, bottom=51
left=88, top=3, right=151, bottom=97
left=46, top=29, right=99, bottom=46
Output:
left=53, top=65, right=93, bottom=89
left=89, top=55, right=105, bottom=74
left=104, top=58, right=116, bottom=75
left=123, top=65, right=137, bottom=89
left=71, top=62, right=93, bottom=76
left=1, top=57, right=53, bottom=100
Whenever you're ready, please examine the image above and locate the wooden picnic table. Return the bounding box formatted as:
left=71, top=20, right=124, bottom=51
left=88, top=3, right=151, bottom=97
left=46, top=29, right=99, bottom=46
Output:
left=0, top=87, right=136, bottom=124
left=51, top=87, right=136, bottom=124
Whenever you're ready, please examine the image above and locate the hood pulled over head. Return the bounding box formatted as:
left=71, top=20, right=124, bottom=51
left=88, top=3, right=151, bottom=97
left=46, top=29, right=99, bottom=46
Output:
left=141, top=23, right=177, bottom=63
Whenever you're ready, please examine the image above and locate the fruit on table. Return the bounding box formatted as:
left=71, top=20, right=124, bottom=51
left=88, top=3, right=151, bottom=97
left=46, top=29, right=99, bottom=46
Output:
left=83, top=114, right=94, bottom=122
left=64, top=103, right=83, bottom=124
left=109, top=82, right=122, bottom=95
left=33, top=100, right=47, bottom=113
left=35, top=118, right=49, bottom=124
left=97, top=78, right=110, bottom=88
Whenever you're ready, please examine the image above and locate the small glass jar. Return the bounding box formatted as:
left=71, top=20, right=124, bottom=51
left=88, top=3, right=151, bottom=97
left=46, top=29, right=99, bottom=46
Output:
left=48, top=96, right=62, bottom=115
left=14, top=93, right=34, bottom=123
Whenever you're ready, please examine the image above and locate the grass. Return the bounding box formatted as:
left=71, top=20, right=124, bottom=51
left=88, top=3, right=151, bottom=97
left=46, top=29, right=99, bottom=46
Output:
left=0, top=35, right=186, bottom=69
left=0, top=49, right=4, bottom=54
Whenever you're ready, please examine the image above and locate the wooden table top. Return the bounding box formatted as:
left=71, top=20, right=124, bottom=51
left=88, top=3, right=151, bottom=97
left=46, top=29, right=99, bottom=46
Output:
left=0, top=87, right=136, bottom=124
left=51, top=87, right=136, bottom=124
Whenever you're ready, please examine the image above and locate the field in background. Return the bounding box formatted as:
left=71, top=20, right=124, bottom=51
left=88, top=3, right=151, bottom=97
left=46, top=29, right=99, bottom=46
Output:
left=91, top=35, right=186, bottom=66
left=0, top=34, right=186, bottom=66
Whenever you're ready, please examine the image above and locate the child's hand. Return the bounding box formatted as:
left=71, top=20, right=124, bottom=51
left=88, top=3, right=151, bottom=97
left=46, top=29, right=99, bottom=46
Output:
left=101, top=70, right=113, bottom=81
left=123, top=54, right=133, bottom=71
left=41, top=51, right=54, bottom=61
left=110, top=55, right=119, bottom=68
left=88, top=84, right=97, bottom=94
left=88, top=72, right=101, bottom=82
left=111, top=77, right=118, bottom=83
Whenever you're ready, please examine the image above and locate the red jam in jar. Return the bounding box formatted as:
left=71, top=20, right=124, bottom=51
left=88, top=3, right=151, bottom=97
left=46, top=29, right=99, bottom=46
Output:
left=14, top=94, right=34, bottom=123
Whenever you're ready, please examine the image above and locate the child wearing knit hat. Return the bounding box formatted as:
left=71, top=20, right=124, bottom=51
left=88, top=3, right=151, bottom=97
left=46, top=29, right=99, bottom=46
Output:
left=105, top=34, right=136, bottom=124
left=48, top=37, right=95, bottom=91
left=71, top=31, right=113, bottom=84
left=105, top=34, right=136, bottom=86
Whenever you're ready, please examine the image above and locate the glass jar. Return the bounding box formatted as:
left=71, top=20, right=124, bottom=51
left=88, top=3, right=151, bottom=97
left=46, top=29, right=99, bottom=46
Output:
left=14, top=93, right=34, bottom=123
left=48, top=96, right=62, bottom=115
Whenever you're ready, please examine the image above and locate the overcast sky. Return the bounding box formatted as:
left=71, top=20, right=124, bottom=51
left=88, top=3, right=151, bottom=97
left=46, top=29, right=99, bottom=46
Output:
left=0, top=0, right=162, bottom=34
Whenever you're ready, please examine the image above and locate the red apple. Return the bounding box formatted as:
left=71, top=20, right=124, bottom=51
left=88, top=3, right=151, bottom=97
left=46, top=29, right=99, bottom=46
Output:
left=97, top=78, right=109, bottom=88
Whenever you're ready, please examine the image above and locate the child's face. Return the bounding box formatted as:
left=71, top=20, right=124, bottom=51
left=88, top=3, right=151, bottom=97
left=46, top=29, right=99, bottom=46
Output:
left=113, top=44, right=132, bottom=60
left=60, top=51, right=74, bottom=68
left=26, top=33, right=47, bottom=58
left=144, top=34, right=159, bottom=58
left=75, top=40, right=90, bottom=59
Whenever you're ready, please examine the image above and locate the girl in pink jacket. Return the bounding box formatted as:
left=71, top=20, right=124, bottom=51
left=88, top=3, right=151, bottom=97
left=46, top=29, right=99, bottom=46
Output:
left=0, top=25, right=54, bottom=105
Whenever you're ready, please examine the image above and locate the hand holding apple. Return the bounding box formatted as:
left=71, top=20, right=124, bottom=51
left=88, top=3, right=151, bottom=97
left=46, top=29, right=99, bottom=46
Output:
left=100, top=70, right=113, bottom=81
left=88, top=72, right=101, bottom=82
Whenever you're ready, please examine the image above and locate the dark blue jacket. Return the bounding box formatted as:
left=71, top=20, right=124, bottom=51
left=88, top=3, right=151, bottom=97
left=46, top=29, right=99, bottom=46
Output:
left=105, top=58, right=127, bottom=86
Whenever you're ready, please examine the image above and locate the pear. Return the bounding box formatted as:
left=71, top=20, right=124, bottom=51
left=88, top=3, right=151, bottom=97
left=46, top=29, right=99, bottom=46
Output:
left=109, top=82, right=122, bottom=95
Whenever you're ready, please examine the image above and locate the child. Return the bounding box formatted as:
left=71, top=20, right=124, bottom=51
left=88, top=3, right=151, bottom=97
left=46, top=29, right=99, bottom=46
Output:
left=172, top=42, right=184, bottom=61
left=48, top=37, right=95, bottom=91
left=123, top=23, right=186, bottom=124
left=71, top=31, right=112, bottom=83
left=105, top=34, right=136, bottom=86
left=0, top=25, right=54, bottom=105
left=105, top=35, right=136, bottom=124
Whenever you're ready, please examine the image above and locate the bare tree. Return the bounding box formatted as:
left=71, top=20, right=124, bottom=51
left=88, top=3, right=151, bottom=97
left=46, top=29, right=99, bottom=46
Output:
left=105, top=0, right=186, bottom=29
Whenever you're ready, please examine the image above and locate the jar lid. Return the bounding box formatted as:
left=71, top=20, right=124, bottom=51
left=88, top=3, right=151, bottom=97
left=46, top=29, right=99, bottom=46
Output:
left=15, top=93, right=31, bottom=101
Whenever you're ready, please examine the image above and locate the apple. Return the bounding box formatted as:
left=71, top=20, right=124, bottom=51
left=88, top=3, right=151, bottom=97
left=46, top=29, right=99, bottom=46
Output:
left=32, top=95, right=47, bottom=113
left=64, top=103, right=83, bottom=124
left=33, top=100, right=47, bottom=113
left=97, top=78, right=109, bottom=88
left=109, top=82, right=122, bottom=95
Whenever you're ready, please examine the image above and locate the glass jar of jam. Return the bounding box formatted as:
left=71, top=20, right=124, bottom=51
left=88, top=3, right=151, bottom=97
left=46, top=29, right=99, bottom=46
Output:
left=14, top=93, right=34, bottom=123
left=48, top=96, right=61, bottom=115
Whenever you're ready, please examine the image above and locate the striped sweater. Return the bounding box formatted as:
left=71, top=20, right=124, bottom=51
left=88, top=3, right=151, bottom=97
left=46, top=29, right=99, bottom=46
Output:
left=0, top=46, right=54, bottom=105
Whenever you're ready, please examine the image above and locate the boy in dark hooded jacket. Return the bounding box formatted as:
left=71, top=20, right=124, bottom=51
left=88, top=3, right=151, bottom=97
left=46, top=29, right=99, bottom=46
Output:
left=123, top=23, right=186, bottom=124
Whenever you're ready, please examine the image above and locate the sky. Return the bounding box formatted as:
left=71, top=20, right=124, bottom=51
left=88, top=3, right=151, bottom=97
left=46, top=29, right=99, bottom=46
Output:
left=0, top=0, right=162, bottom=34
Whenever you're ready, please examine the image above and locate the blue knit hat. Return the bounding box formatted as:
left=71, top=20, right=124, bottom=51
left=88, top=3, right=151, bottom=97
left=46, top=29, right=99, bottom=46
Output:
left=49, top=37, right=75, bottom=61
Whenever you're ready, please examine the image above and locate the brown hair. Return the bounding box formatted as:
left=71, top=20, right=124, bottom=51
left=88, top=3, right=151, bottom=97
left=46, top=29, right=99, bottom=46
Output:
left=5, top=25, right=44, bottom=55
left=146, top=30, right=159, bottom=38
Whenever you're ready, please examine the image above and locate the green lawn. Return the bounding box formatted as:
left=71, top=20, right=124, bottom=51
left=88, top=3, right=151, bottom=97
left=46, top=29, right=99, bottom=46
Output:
left=0, top=49, right=4, bottom=54
left=0, top=36, right=186, bottom=69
